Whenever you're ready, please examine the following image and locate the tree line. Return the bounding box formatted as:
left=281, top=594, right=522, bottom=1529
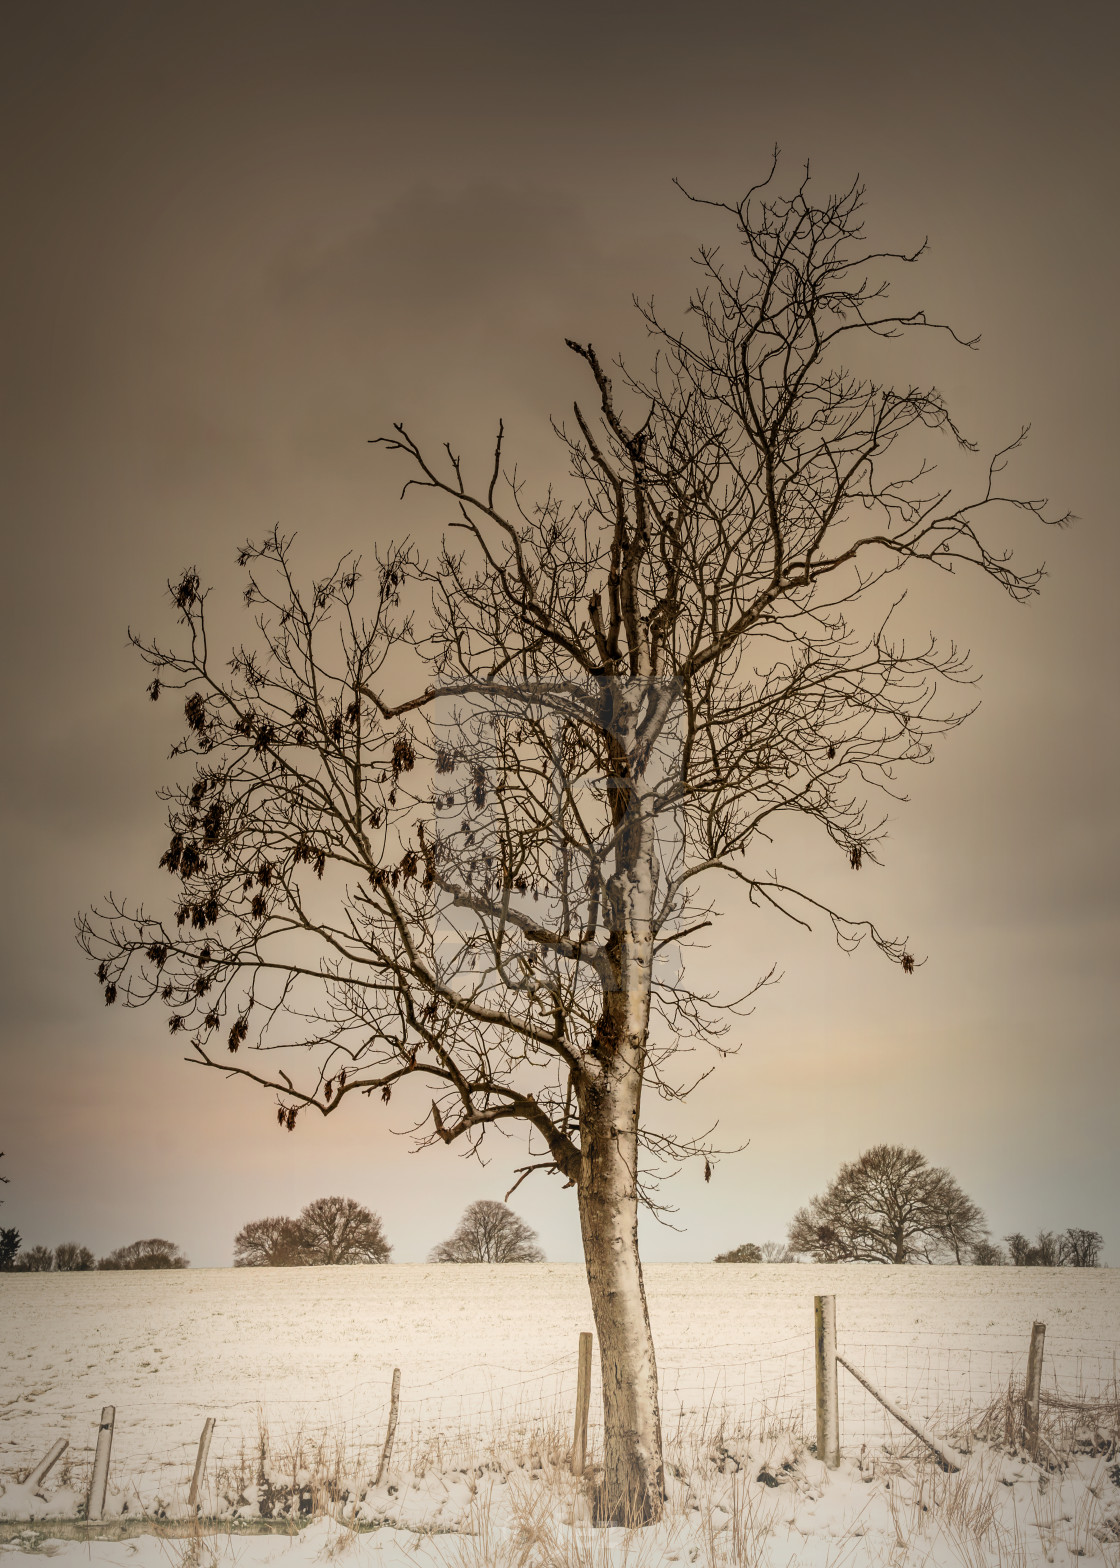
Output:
left=234, top=1196, right=543, bottom=1265
left=0, top=1234, right=189, bottom=1271
left=2, top=1155, right=1104, bottom=1272
left=713, top=1145, right=1104, bottom=1267
left=1, top=1196, right=544, bottom=1272
left=1, top=1149, right=1103, bottom=1273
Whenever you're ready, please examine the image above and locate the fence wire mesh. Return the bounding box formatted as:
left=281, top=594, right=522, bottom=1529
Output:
left=27, top=1330, right=1119, bottom=1513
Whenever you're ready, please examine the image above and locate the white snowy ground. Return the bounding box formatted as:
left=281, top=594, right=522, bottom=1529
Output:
left=2, top=1265, right=1119, bottom=1565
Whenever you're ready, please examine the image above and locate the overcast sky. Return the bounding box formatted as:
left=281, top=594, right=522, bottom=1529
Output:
left=1, top=0, right=1117, bottom=1270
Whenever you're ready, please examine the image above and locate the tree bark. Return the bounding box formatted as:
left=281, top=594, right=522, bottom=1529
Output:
left=577, top=1081, right=664, bottom=1524
left=576, top=850, right=665, bottom=1525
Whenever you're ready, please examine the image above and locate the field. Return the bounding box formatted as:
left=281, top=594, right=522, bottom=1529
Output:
left=2, top=1264, right=1119, bottom=1567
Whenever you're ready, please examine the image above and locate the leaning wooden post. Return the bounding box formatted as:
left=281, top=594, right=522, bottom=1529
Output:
left=836, top=1354, right=961, bottom=1471
left=373, top=1368, right=401, bottom=1487
left=24, top=1439, right=68, bottom=1491
left=87, top=1406, right=115, bottom=1522
left=571, top=1332, right=593, bottom=1477
left=814, top=1296, right=840, bottom=1468
left=187, top=1418, right=216, bottom=1511
left=1023, top=1321, right=1046, bottom=1460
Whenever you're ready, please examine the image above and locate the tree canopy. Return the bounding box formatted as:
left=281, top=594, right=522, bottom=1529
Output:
left=97, top=1237, right=189, bottom=1270
left=429, top=1199, right=544, bottom=1262
left=234, top=1197, right=391, bottom=1265
left=788, top=1145, right=988, bottom=1263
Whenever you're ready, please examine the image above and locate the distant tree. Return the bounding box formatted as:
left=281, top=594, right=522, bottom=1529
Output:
left=296, top=1197, right=391, bottom=1265
left=971, top=1239, right=1006, bottom=1265
left=14, top=1244, right=55, bottom=1272
left=233, top=1215, right=309, bottom=1267
left=430, top=1200, right=545, bottom=1263
left=1004, top=1232, right=1032, bottom=1265
left=788, top=1145, right=989, bottom=1264
left=1031, top=1230, right=1061, bottom=1266
left=1006, top=1227, right=1103, bottom=1266
left=98, top=1237, right=189, bottom=1270
left=1060, top=1228, right=1103, bottom=1268
left=713, top=1242, right=763, bottom=1262
left=54, top=1243, right=96, bottom=1272
left=759, top=1241, right=793, bottom=1263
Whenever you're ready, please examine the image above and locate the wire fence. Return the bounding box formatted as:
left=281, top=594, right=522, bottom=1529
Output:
left=14, top=1327, right=1119, bottom=1515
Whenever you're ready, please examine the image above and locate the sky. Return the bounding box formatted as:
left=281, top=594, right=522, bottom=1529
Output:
left=1, top=0, right=1117, bottom=1271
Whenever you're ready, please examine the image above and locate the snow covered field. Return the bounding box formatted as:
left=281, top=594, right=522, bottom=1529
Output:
left=2, top=1264, right=1119, bottom=1566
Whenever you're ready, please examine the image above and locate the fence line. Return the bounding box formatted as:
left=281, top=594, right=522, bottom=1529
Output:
left=6, top=1326, right=1118, bottom=1521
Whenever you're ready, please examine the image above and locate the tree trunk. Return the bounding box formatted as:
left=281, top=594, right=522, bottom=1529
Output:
left=573, top=709, right=666, bottom=1525
left=577, top=1079, right=664, bottom=1524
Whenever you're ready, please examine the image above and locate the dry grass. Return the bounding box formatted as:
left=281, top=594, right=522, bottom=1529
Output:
left=969, top=1372, right=1120, bottom=1465
left=8, top=1378, right=1120, bottom=1568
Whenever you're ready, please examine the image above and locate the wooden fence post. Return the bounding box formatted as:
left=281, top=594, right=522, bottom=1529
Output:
left=24, top=1439, right=68, bottom=1491
left=374, top=1368, right=401, bottom=1487
left=571, top=1332, right=593, bottom=1477
left=187, top=1418, right=216, bottom=1511
left=87, top=1406, right=115, bottom=1522
left=1023, top=1321, right=1046, bottom=1460
left=814, top=1296, right=840, bottom=1468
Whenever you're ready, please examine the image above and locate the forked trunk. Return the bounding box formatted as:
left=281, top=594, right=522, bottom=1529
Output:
left=577, top=1089, right=664, bottom=1524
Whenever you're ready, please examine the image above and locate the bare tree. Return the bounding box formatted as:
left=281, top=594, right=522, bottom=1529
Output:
left=970, top=1239, right=1006, bottom=1265
left=1006, top=1227, right=1102, bottom=1266
left=1032, top=1230, right=1062, bottom=1266
left=713, top=1242, right=762, bottom=1262
left=296, top=1196, right=391, bottom=1264
left=759, top=1241, right=793, bottom=1263
left=233, top=1215, right=308, bottom=1267
left=1005, top=1232, right=1033, bottom=1266
left=14, top=1244, right=55, bottom=1272
left=97, top=1237, right=189, bottom=1270
left=1060, top=1228, right=1103, bottom=1267
left=788, top=1145, right=989, bottom=1263
left=429, top=1199, right=544, bottom=1262
left=54, top=1243, right=96, bottom=1271
left=79, top=165, right=1061, bottom=1522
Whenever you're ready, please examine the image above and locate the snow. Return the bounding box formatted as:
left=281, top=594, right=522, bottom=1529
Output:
left=2, top=1263, right=1119, bottom=1565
